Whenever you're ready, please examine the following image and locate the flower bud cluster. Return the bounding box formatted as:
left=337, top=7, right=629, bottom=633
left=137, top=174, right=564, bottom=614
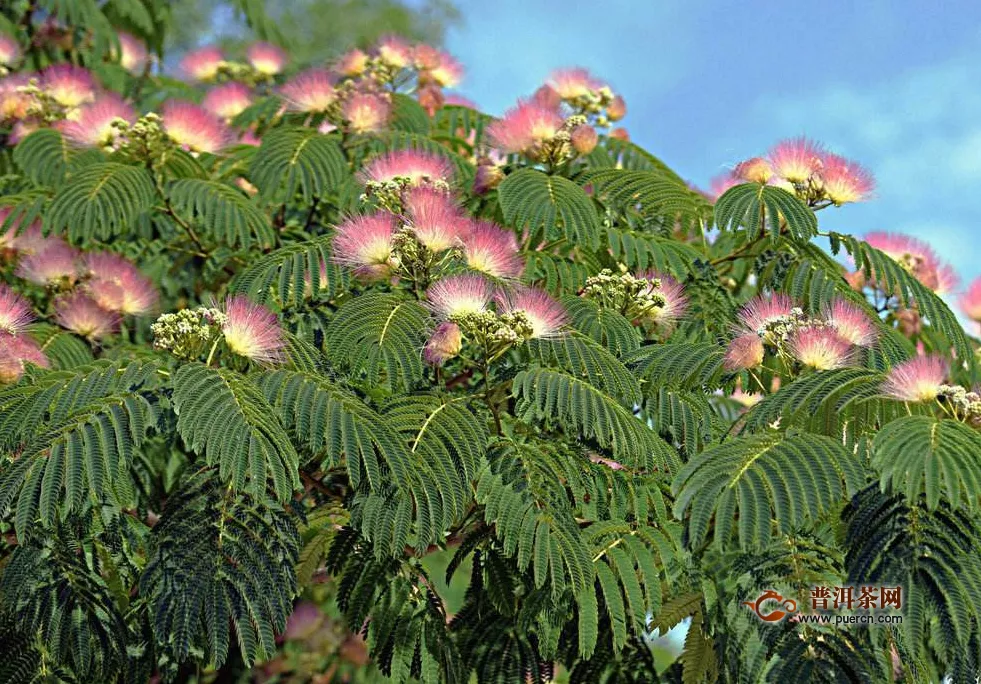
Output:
left=581, top=267, right=667, bottom=320
left=451, top=308, right=535, bottom=360
left=361, top=176, right=451, bottom=213
left=938, top=384, right=981, bottom=424
left=116, top=113, right=174, bottom=165
left=151, top=307, right=227, bottom=361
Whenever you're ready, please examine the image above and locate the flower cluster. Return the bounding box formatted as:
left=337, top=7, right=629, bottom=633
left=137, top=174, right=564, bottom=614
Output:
left=711, top=137, right=875, bottom=207
left=848, top=231, right=959, bottom=295
left=580, top=266, right=687, bottom=329
left=181, top=42, right=288, bottom=85
left=0, top=283, right=48, bottom=383
left=724, top=295, right=877, bottom=372
left=151, top=307, right=228, bottom=360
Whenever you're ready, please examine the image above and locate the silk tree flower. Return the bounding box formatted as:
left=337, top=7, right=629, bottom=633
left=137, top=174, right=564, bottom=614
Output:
left=54, top=292, right=119, bottom=340
left=723, top=333, right=765, bottom=371
left=639, top=271, right=688, bottom=326
left=0, top=35, right=21, bottom=67
left=56, top=95, right=135, bottom=148
left=116, top=32, right=148, bottom=73
left=202, top=82, right=253, bottom=120
left=733, top=157, right=773, bottom=184
left=426, top=274, right=495, bottom=319
left=607, top=94, right=627, bottom=121
left=161, top=100, right=230, bottom=154
left=459, top=220, right=524, bottom=279
left=531, top=84, right=563, bottom=112
left=331, top=213, right=397, bottom=279
left=0, top=332, right=48, bottom=383
left=15, top=241, right=79, bottom=286
left=709, top=172, right=740, bottom=199
left=0, top=74, right=32, bottom=121
left=0, top=284, right=34, bottom=335
left=881, top=355, right=949, bottom=402
left=41, top=64, right=97, bottom=109
left=361, top=150, right=453, bottom=187
left=2, top=221, right=53, bottom=255
left=736, top=293, right=797, bottom=334
left=280, top=69, right=336, bottom=113
left=486, top=100, right=563, bottom=156
left=342, top=92, right=391, bottom=134
left=570, top=125, right=598, bottom=155
left=788, top=326, right=855, bottom=371
left=766, top=137, right=825, bottom=183
left=424, top=51, right=464, bottom=88
left=413, top=44, right=442, bottom=70
left=818, top=153, right=874, bottom=205
left=83, top=251, right=158, bottom=315
left=403, top=187, right=468, bottom=252
left=423, top=321, right=463, bottom=365
left=246, top=42, right=287, bottom=76
left=376, top=35, right=413, bottom=69
left=822, top=299, right=878, bottom=347
left=960, top=278, right=981, bottom=322
left=546, top=67, right=603, bottom=100
left=495, top=287, right=568, bottom=339
left=221, top=295, right=286, bottom=364
left=179, top=45, right=224, bottom=81
left=336, top=48, right=369, bottom=77
left=863, top=231, right=958, bottom=293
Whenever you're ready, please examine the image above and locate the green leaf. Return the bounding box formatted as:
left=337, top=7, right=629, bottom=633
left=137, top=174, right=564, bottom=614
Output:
left=584, top=168, right=712, bottom=231
left=167, top=178, right=274, bottom=249
left=249, top=127, right=348, bottom=204
left=13, top=129, right=71, bottom=187
left=714, top=182, right=818, bottom=241
left=229, top=234, right=348, bottom=305
left=498, top=168, right=600, bottom=249
left=390, top=93, right=431, bottom=134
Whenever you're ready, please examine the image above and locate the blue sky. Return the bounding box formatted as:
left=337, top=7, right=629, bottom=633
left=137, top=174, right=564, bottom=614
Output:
left=444, top=1, right=981, bottom=297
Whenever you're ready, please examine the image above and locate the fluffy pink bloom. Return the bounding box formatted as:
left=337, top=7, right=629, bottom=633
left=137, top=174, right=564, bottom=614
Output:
left=280, top=69, right=336, bottom=113
left=495, top=287, right=568, bottom=339
left=15, top=241, right=79, bottom=285
left=331, top=213, right=396, bottom=279
left=818, top=153, right=874, bottom=205
left=823, top=299, right=877, bottom=347
left=767, top=137, right=825, bottom=183
left=41, top=64, right=97, bottom=109
left=413, top=44, right=442, bottom=70
left=0, top=74, right=32, bottom=121
left=202, top=82, right=253, bottom=120
left=709, top=172, right=740, bottom=199
left=0, top=332, right=48, bottom=383
left=116, top=32, right=148, bottom=73
left=54, top=292, right=119, bottom=340
left=222, top=296, right=286, bottom=364
left=863, top=231, right=957, bottom=293
left=423, top=321, right=463, bottom=365
left=247, top=42, right=287, bottom=75
left=546, top=67, right=604, bottom=100
left=0, top=35, right=21, bottom=67
left=180, top=45, right=224, bottom=81
left=425, top=51, right=464, bottom=88
left=733, top=157, right=773, bottom=184
left=487, top=100, right=564, bottom=155
left=723, top=333, right=765, bottom=371
left=335, top=48, right=368, bottom=77
left=641, top=271, right=688, bottom=325
left=426, top=274, right=494, bottom=319
left=403, top=187, right=467, bottom=252
left=56, top=95, right=135, bottom=148
left=736, top=293, right=796, bottom=334
left=284, top=602, right=324, bottom=641
left=9, top=120, right=39, bottom=145
left=2, top=221, right=52, bottom=255
left=442, top=93, right=478, bottom=109
left=882, top=355, right=948, bottom=402
left=571, top=125, right=598, bottom=155
left=459, top=220, right=524, bottom=279
left=607, top=94, right=627, bottom=121
left=376, top=35, right=413, bottom=69
left=0, top=284, right=33, bottom=335
left=531, top=84, right=562, bottom=112
left=960, top=277, right=981, bottom=322
left=361, top=149, right=452, bottom=186
left=162, top=100, right=230, bottom=154
left=342, top=92, right=391, bottom=134
left=788, top=326, right=855, bottom=370
left=83, top=251, right=158, bottom=315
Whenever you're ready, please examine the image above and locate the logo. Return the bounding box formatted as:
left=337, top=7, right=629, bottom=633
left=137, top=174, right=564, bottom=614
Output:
left=742, top=590, right=798, bottom=622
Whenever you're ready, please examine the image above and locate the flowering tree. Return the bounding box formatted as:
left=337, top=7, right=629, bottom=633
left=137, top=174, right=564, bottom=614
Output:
left=2, top=2, right=981, bottom=683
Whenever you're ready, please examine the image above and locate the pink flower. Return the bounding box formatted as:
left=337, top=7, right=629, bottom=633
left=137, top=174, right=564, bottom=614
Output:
left=2, top=220, right=52, bottom=255
left=960, top=277, right=981, bottom=322
left=335, top=49, right=368, bottom=77
left=571, top=125, right=598, bottom=155
left=331, top=213, right=396, bottom=279
left=640, top=271, right=688, bottom=325
left=41, top=64, right=97, bottom=109
left=56, top=94, right=135, bottom=148
left=736, top=293, right=797, bottom=334
left=818, top=153, right=874, bottom=205
left=54, top=292, right=119, bottom=340
left=546, top=67, right=604, bottom=100
left=863, top=231, right=958, bottom=293
left=413, top=44, right=442, bottom=70
left=116, top=32, right=148, bottom=73
left=222, top=296, right=286, bottom=364
left=162, top=100, right=230, bottom=154
left=708, top=172, right=740, bottom=199
left=280, top=69, right=336, bottom=113
left=486, top=100, right=563, bottom=156
left=360, top=150, right=452, bottom=186
left=0, top=73, right=32, bottom=121
left=284, top=602, right=324, bottom=641
left=607, top=95, right=627, bottom=121
left=0, top=35, right=21, bottom=67
left=733, top=157, right=773, bottom=184
left=723, top=333, right=765, bottom=371
left=495, top=287, right=567, bottom=339
left=0, top=284, right=34, bottom=335
left=531, top=85, right=562, bottom=112
left=202, top=82, right=253, bottom=120
left=442, top=94, right=477, bottom=109
left=0, top=332, right=48, bottom=383
left=82, top=251, right=158, bottom=315
left=247, top=42, right=287, bottom=76
left=788, top=326, right=856, bottom=370
left=882, top=355, right=948, bottom=402
left=426, top=274, right=494, bottom=319
left=403, top=187, right=468, bottom=252
left=180, top=45, right=224, bottom=81
left=15, top=240, right=79, bottom=285
left=342, top=92, right=391, bottom=134
left=424, top=51, right=464, bottom=88
left=376, top=35, right=413, bottom=69
left=459, top=220, right=524, bottom=279
left=767, top=137, right=825, bottom=183
left=823, top=299, right=877, bottom=347
left=423, top=321, right=463, bottom=365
